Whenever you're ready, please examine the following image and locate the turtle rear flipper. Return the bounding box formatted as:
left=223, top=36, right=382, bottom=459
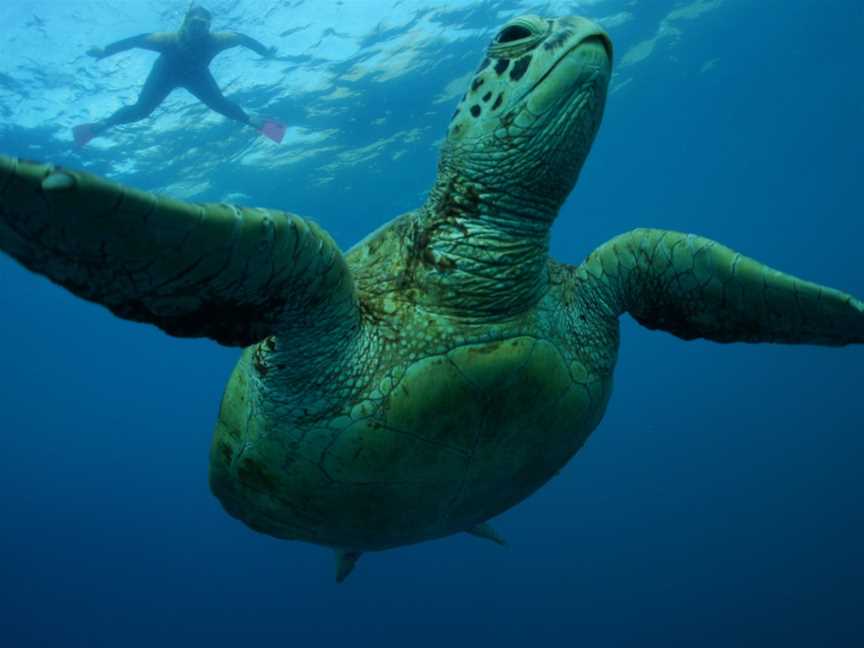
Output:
left=334, top=550, right=362, bottom=583
left=467, top=522, right=507, bottom=546
left=0, top=155, right=359, bottom=347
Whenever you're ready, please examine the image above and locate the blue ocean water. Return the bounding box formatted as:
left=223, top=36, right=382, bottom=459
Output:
left=1, top=1, right=862, bottom=646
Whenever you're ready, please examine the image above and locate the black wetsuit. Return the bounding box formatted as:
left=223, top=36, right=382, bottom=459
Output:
left=97, top=31, right=272, bottom=129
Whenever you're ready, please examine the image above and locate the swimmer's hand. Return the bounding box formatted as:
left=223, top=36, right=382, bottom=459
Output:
left=87, top=47, right=106, bottom=59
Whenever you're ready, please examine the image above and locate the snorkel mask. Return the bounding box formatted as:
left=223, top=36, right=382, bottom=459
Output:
left=181, top=4, right=212, bottom=40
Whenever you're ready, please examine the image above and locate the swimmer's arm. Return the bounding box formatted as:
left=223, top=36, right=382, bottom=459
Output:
left=89, top=32, right=174, bottom=59
left=213, top=32, right=276, bottom=57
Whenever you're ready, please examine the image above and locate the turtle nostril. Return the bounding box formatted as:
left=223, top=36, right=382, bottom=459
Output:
left=497, top=25, right=532, bottom=43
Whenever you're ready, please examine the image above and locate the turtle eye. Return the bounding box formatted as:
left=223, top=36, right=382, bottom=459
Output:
left=496, top=24, right=532, bottom=43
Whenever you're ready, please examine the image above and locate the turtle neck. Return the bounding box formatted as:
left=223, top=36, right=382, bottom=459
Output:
left=408, top=155, right=554, bottom=321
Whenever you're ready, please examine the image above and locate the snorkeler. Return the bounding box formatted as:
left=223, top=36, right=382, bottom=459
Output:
left=73, top=5, right=285, bottom=146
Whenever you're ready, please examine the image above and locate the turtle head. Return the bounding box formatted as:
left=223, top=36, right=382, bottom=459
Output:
left=435, top=15, right=612, bottom=222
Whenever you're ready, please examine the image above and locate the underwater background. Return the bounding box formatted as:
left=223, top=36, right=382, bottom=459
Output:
left=1, top=0, right=862, bottom=646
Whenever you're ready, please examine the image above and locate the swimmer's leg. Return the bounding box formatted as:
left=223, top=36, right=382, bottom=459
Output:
left=183, top=71, right=285, bottom=142
left=184, top=71, right=255, bottom=125
left=95, top=61, right=176, bottom=134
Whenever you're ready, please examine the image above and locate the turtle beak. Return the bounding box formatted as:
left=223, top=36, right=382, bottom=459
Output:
left=584, top=33, right=613, bottom=63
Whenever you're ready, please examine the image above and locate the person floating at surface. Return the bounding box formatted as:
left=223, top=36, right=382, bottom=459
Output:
left=73, top=5, right=285, bottom=146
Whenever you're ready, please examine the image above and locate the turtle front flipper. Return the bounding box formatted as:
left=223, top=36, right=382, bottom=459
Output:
left=582, top=228, right=864, bottom=346
left=0, top=156, right=358, bottom=346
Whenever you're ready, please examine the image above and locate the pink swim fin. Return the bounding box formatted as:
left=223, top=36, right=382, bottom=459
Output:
left=73, top=123, right=97, bottom=147
left=258, top=118, right=286, bottom=144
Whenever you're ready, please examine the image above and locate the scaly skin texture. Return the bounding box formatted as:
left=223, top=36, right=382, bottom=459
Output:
left=584, top=229, right=864, bottom=344
left=1, top=15, right=862, bottom=580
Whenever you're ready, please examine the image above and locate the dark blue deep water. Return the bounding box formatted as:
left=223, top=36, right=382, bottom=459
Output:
left=1, top=1, right=862, bottom=646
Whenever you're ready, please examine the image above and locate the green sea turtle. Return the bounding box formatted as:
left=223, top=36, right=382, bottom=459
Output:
left=1, top=14, right=862, bottom=583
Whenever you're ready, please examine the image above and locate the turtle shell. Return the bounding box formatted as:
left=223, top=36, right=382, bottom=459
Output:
left=209, top=334, right=611, bottom=551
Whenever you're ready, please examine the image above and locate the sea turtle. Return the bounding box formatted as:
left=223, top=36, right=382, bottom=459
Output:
left=1, top=14, right=862, bottom=583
